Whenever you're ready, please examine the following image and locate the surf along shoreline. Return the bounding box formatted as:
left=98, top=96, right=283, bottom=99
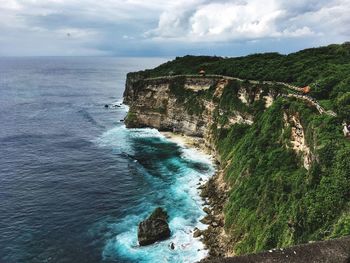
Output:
left=161, top=131, right=233, bottom=260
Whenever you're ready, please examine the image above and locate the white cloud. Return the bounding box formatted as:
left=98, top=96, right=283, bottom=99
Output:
left=188, top=0, right=283, bottom=40
left=0, top=0, right=348, bottom=55
left=148, top=0, right=349, bottom=42
left=281, top=26, right=316, bottom=37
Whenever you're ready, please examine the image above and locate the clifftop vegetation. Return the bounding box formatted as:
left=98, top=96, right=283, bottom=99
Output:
left=130, top=42, right=350, bottom=118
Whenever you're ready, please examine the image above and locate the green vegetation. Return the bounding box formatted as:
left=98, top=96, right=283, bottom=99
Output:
left=132, top=42, right=350, bottom=113
left=167, top=76, right=216, bottom=115
left=125, top=111, right=137, bottom=123
left=129, top=42, right=350, bottom=255
left=212, top=97, right=350, bottom=254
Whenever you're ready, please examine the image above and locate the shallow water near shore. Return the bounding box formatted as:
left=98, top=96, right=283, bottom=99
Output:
left=96, top=127, right=214, bottom=262
left=0, top=57, right=214, bottom=263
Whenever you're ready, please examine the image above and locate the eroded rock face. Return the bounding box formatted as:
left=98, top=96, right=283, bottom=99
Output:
left=283, top=112, right=313, bottom=170
left=123, top=76, right=265, bottom=158
left=124, top=77, right=209, bottom=137
left=138, top=207, right=171, bottom=246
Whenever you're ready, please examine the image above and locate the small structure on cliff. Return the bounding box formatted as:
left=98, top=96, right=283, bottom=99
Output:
left=302, top=86, right=311, bottom=94
left=199, top=69, right=206, bottom=76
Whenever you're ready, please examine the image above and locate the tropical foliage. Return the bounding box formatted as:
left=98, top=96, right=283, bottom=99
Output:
left=131, top=42, right=350, bottom=254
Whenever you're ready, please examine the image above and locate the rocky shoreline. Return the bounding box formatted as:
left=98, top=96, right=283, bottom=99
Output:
left=198, top=170, right=234, bottom=260
left=161, top=131, right=233, bottom=260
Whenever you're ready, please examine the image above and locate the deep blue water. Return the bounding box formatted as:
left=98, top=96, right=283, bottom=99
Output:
left=0, top=57, right=214, bottom=263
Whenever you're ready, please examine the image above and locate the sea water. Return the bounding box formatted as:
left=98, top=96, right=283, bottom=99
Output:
left=0, top=57, right=214, bottom=263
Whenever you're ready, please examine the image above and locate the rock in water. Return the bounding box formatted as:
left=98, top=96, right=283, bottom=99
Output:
left=138, top=207, right=171, bottom=246
left=193, top=227, right=202, bottom=238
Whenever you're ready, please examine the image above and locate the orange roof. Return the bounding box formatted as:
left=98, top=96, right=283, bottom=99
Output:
left=302, top=86, right=311, bottom=93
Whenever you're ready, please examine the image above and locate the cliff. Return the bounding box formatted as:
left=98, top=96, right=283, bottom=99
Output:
left=123, top=46, right=350, bottom=260
left=124, top=75, right=280, bottom=159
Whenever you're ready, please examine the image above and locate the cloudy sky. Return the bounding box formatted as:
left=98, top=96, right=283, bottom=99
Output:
left=0, top=0, right=349, bottom=56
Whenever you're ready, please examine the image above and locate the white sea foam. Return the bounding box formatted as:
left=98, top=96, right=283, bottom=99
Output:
left=95, top=126, right=215, bottom=262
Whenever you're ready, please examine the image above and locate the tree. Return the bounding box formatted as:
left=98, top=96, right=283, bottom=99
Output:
left=335, top=92, right=350, bottom=120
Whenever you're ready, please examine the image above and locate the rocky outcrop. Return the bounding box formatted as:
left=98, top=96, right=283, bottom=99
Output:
left=124, top=74, right=284, bottom=254
left=124, top=74, right=332, bottom=259
left=124, top=77, right=214, bottom=137
left=283, top=112, right=313, bottom=170
left=138, top=207, right=171, bottom=246
left=199, top=171, right=233, bottom=258
left=123, top=75, right=274, bottom=156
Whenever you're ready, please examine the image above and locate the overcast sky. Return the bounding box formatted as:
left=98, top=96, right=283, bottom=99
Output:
left=0, top=0, right=349, bottom=56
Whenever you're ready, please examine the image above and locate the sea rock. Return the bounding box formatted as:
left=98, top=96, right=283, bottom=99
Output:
left=193, top=227, right=202, bottom=238
left=197, top=184, right=206, bottom=190
left=200, top=216, right=212, bottom=225
left=203, top=207, right=211, bottom=214
left=138, top=207, right=171, bottom=246
left=200, top=188, right=209, bottom=198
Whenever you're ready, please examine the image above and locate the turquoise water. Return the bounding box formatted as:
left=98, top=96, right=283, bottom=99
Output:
left=96, top=127, right=214, bottom=262
left=0, top=57, right=214, bottom=262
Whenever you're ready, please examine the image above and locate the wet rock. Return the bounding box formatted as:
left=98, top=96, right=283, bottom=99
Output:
left=200, top=216, right=212, bottom=225
left=203, top=207, right=211, bottom=214
left=193, top=228, right=202, bottom=238
left=138, top=207, right=171, bottom=246
left=198, top=184, right=206, bottom=190
left=200, top=187, right=209, bottom=198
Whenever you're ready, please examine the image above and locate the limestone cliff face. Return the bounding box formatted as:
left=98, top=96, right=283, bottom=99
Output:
left=124, top=77, right=209, bottom=135
left=123, top=75, right=272, bottom=156
left=283, top=112, right=313, bottom=170
left=122, top=73, right=344, bottom=259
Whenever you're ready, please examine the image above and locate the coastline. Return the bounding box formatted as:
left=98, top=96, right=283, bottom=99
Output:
left=160, top=131, right=211, bottom=157
left=161, top=131, right=233, bottom=260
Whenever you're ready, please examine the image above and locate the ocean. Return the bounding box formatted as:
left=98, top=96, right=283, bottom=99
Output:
left=0, top=57, right=214, bottom=263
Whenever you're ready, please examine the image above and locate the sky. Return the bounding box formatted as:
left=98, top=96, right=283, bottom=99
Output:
left=0, top=0, right=349, bottom=57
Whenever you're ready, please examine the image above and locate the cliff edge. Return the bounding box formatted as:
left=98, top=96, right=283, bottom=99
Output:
left=123, top=46, right=350, bottom=261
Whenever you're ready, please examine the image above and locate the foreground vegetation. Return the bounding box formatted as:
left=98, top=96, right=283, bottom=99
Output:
left=214, top=97, right=350, bottom=254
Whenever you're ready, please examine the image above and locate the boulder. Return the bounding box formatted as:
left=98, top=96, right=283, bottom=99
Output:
left=200, top=216, right=212, bottom=225
left=203, top=207, right=211, bottom=214
left=193, top=227, right=202, bottom=238
left=138, top=207, right=171, bottom=246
